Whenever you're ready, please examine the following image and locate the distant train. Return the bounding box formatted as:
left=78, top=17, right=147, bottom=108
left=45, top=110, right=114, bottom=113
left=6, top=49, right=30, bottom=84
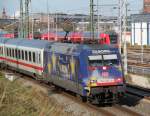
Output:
left=0, top=38, right=125, bottom=104
left=2, top=31, right=119, bottom=46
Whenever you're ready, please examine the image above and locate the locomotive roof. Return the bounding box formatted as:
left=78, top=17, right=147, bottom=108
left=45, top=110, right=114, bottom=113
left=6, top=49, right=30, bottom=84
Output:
left=2, top=38, right=52, bottom=49
left=50, top=43, right=118, bottom=55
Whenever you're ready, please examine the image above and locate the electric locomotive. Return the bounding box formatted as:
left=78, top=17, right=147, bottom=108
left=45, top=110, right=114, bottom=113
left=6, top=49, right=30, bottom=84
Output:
left=47, top=43, right=125, bottom=103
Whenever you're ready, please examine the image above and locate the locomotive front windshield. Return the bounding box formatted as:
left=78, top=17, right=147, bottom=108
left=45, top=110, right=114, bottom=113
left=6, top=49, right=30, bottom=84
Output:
left=88, top=54, right=119, bottom=67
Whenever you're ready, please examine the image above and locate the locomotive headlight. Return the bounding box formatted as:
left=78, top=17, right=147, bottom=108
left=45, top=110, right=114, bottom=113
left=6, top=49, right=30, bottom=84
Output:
left=90, top=80, right=97, bottom=83
left=116, top=78, right=123, bottom=83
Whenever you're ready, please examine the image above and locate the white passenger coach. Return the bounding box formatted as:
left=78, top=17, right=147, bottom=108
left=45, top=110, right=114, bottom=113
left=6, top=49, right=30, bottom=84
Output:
left=0, top=38, right=52, bottom=78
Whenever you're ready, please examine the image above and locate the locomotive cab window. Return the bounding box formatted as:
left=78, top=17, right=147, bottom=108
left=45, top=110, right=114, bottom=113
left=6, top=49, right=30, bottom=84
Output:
left=103, top=54, right=119, bottom=66
left=88, top=55, right=103, bottom=67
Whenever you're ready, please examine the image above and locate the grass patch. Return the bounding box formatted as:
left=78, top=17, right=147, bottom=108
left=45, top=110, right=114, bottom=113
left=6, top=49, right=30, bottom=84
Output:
left=0, top=73, right=72, bottom=116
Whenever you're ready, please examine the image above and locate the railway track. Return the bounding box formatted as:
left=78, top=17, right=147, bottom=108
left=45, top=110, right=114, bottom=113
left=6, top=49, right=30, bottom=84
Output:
left=127, top=47, right=150, bottom=52
left=128, top=62, right=150, bottom=68
left=126, top=84, right=150, bottom=101
left=1, top=69, right=143, bottom=116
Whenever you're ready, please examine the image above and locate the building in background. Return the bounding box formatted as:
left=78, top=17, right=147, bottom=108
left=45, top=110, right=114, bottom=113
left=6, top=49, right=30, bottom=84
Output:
left=143, top=0, right=150, bottom=13
left=131, top=14, right=150, bottom=45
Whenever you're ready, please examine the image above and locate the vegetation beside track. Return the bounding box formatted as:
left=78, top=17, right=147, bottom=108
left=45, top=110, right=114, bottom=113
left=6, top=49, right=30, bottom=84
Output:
left=0, top=72, right=72, bottom=116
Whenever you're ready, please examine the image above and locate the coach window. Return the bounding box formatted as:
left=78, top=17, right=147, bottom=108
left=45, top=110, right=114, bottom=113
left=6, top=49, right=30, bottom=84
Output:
left=12, top=49, right=15, bottom=58
left=8, top=48, right=11, bottom=57
left=33, top=52, right=36, bottom=63
left=39, top=53, right=41, bottom=64
left=1, top=47, right=3, bottom=55
left=15, top=49, right=17, bottom=58
left=25, top=51, right=28, bottom=61
left=29, top=51, right=32, bottom=62
left=18, top=50, right=21, bottom=59
left=6, top=48, right=8, bottom=56
left=8, top=48, right=10, bottom=57
left=9, top=48, right=11, bottom=57
left=0, top=47, right=1, bottom=55
left=22, top=50, right=24, bottom=60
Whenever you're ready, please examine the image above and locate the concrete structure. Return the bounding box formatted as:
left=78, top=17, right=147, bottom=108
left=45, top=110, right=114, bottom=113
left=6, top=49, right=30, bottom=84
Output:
left=131, top=14, right=150, bottom=45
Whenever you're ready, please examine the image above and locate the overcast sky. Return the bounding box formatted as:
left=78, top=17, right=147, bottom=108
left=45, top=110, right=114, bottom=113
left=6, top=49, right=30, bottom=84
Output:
left=0, top=0, right=143, bottom=16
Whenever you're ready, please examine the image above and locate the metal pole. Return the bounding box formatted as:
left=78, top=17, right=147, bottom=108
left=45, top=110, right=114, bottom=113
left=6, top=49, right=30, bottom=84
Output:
left=19, top=0, right=24, bottom=38
left=47, top=0, right=50, bottom=40
left=141, top=23, right=144, bottom=63
left=48, top=14, right=50, bottom=40
left=97, top=0, right=100, bottom=39
left=90, top=0, right=94, bottom=39
left=25, top=0, right=30, bottom=38
left=55, top=13, right=58, bottom=41
left=118, top=0, right=122, bottom=53
left=32, top=18, right=34, bottom=39
left=123, top=0, right=128, bottom=75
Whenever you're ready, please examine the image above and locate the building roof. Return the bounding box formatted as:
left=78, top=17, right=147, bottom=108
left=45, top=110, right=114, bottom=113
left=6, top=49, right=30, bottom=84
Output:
left=50, top=42, right=117, bottom=55
left=131, top=13, right=150, bottom=22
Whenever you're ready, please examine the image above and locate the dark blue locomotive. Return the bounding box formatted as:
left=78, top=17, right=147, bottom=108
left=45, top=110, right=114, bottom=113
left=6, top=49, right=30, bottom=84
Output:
left=46, top=43, right=125, bottom=103
left=0, top=38, right=125, bottom=104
